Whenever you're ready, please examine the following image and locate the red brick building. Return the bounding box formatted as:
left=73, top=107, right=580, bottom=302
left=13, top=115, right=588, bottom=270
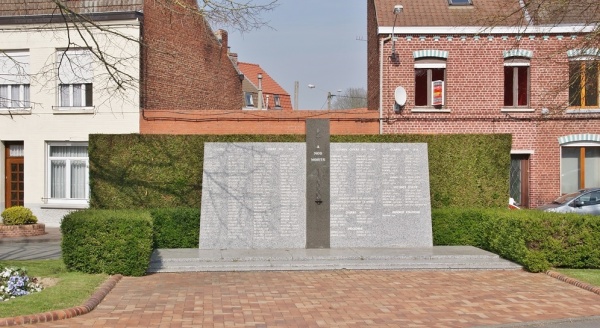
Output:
left=141, top=0, right=243, bottom=111
left=237, top=62, right=293, bottom=111
left=369, top=0, right=600, bottom=208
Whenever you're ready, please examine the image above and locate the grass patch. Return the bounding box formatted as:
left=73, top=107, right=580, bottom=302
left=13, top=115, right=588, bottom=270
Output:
left=554, top=269, right=600, bottom=287
left=0, top=259, right=107, bottom=318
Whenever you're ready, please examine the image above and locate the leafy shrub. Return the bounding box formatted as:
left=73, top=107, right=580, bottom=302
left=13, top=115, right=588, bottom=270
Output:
left=433, top=208, right=600, bottom=272
left=89, top=134, right=510, bottom=210
left=431, top=207, right=487, bottom=247
left=151, top=208, right=200, bottom=248
left=1, top=206, right=38, bottom=225
left=61, top=209, right=153, bottom=276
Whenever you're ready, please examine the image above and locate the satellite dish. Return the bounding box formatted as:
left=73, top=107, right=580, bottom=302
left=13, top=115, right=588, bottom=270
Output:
left=394, top=86, right=407, bottom=106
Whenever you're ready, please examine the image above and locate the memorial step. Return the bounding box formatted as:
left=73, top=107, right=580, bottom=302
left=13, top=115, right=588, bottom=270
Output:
left=147, top=246, right=522, bottom=273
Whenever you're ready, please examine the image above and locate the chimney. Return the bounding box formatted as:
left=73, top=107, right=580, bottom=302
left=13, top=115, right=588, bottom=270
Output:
left=229, top=51, right=238, bottom=66
left=215, top=29, right=228, bottom=57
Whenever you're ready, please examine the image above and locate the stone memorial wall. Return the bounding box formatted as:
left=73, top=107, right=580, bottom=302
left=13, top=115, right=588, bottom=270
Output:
left=199, top=142, right=432, bottom=249
left=330, top=143, right=432, bottom=247
left=200, top=143, right=306, bottom=249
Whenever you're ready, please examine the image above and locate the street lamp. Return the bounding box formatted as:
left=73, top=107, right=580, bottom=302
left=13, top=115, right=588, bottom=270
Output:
left=391, top=4, right=403, bottom=61
left=308, top=85, right=341, bottom=110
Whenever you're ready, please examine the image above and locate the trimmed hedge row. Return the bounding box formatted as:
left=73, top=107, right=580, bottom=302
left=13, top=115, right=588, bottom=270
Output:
left=61, top=208, right=200, bottom=276
left=89, top=134, right=511, bottom=209
left=432, top=208, right=600, bottom=272
left=61, top=210, right=153, bottom=276
left=151, top=207, right=200, bottom=249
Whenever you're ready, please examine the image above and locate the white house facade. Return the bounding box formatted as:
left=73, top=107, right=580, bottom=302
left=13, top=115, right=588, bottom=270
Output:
left=1, top=11, right=141, bottom=227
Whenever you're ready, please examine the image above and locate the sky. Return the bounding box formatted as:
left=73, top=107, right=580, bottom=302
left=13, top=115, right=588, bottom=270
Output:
left=226, top=0, right=367, bottom=110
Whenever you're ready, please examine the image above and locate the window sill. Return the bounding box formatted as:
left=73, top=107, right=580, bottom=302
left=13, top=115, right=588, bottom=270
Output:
left=41, top=203, right=89, bottom=210
left=0, top=108, right=32, bottom=115
left=501, top=107, right=535, bottom=113
left=242, top=107, right=267, bottom=111
left=411, top=107, right=451, bottom=113
left=52, top=106, right=95, bottom=114
left=565, top=108, right=600, bottom=114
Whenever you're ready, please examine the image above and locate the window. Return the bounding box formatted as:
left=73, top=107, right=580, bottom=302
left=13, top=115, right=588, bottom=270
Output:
left=448, top=0, right=472, bottom=5
left=415, top=59, right=446, bottom=107
left=504, top=58, right=530, bottom=107
left=0, top=51, right=30, bottom=109
left=57, top=49, right=94, bottom=108
left=47, top=143, right=89, bottom=203
left=274, top=95, right=281, bottom=108
left=244, top=92, right=254, bottom=107
left=569, top=60, right=599, bottom=107
left=561, top=146, right=600, bottom=194
left=510, top=154, right=530, bottom=207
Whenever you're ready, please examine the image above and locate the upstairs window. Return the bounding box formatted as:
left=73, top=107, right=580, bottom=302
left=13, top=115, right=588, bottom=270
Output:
left=504, top=58, right=530, bottom=107
left=448, top=0, right=472, bottom=5
left=414, top=59, right=446, bottom=107
left=57, top=49, right=94, bottom=108
left=0, top=51, right=30, bottom=109
left=274, top=95, right=281, bottom=108
left=244, top=92, right=254, bottom=107
left=569, top=60, right=599, bottom=108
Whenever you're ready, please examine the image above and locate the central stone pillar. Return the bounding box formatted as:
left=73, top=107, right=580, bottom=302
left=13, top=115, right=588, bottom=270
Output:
left=305, top=119, right=330, bottom=248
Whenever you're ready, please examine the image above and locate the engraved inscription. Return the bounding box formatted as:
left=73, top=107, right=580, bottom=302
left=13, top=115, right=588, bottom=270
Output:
left=200, top=143, right=306, bottom=249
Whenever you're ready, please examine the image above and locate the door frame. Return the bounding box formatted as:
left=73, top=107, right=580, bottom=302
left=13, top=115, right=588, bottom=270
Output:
left=4, top=142, right=24, bottom=208
left=510, top=154, right=530, bottom=208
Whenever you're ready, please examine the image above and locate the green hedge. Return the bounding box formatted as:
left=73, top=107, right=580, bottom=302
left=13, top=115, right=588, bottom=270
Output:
left=151, top=207, right=200, bottom=248
left=90, top=134, right=511, bottom=210
left=433, top=208, right=600, bottom=272
left=61, top=209, right=153, bottom=276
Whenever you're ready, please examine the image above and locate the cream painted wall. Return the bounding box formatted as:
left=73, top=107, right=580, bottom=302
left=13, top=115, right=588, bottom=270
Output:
left=1, top=19, right=141, bottom=227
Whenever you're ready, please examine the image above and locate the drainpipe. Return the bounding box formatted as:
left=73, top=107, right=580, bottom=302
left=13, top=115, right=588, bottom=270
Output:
left=380, top=35, right=392, bottom=135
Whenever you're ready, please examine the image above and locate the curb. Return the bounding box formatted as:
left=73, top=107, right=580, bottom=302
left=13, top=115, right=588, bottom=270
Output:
left=0, top=274, right=123, bottom=326
left=546, top=270, right=600, bottom=296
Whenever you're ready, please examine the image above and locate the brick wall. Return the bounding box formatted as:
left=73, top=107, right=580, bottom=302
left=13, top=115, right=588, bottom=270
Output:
left=142, top=0, right=243, bottom=110
left=374, top=33, right=600, bottom=207
left=141, top=109, right=379, bottom=135
left=366, top=0, right=379, bottom=112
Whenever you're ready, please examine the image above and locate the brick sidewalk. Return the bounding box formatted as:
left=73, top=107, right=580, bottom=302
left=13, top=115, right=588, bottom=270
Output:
left=15, top=270, right=600, bottom=327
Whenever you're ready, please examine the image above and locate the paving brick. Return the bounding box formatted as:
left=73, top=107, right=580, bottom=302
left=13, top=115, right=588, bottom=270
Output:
left=15, top=270, right=600, bottom=327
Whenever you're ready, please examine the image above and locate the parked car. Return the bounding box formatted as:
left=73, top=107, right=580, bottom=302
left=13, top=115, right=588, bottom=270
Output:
left=538, top=188, right=600, bottom=215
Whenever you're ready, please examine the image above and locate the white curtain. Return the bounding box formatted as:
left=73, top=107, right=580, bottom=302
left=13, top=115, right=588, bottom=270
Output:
left=73, top=84, right=82, bottom=107
left=0, top=85, right=6, bottom=107
left=51, top=160, right=66, bottom=198
left=23, top=85, right=30, bottom=107
left=60, top=85, right=70, bottom=106
left=10, top=84, right=19, bottom=107
left=585, top=148, right=600, bottom=188
left=50, top=146, right=87, bottom=157
left=561, top=147, right=580, bottom=194
left=70, top=160, right=87, bottom=198
left=50, top=145, right=88, bottom=199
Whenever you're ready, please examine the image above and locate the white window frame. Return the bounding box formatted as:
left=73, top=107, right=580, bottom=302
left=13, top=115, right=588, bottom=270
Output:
left=414, top=59, right=447, bottom=108
left=56, top=49, right=94, bottom=110
left=59, top=83, right=92, bottom=107
left=244, top=92, right=255, bottom=108
left=503, top=58, right=531, bottom=108
left=46, top=142, right=89, bottom=205
left=0, top=51, right=31, bottom=110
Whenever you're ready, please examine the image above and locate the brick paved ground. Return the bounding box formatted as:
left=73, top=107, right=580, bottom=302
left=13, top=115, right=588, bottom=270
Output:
left=19, top=270, right=600, bottom=328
